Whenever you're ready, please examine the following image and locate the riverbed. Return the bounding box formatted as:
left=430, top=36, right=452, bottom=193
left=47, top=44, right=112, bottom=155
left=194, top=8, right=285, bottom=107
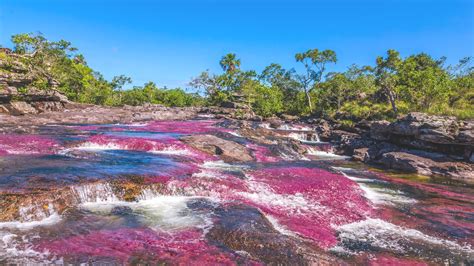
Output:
left=0, top=119, right=472, bottom=264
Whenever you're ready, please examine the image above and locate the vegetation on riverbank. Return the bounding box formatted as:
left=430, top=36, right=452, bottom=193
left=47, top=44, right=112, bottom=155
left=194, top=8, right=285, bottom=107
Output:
left=2, top=33, right=473, bottom=119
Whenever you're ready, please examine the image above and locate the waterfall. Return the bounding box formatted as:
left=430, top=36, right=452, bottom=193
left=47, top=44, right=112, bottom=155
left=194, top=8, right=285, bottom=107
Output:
left=72, top=183, right=119, bottom=204
left=288, top=132, right=321, bottom=144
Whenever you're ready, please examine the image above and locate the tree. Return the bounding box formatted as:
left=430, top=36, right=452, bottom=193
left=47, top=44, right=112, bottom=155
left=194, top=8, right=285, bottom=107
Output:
left=219, top=53, right=241, bottom=73
left=374, top=49, right=402, bottom=114
left=397, top=53, right=451, bottom=111
left=295, top=49, right=337, bottom=112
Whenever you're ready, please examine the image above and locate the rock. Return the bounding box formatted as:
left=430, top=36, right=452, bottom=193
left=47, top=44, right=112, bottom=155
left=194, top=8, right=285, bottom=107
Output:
left=266, top=117, right=283, bottom=129
left=352, top=148, right=369, bottom=162
left=220, top=101, right=251, bottom=109
left=390, top=112, right=460, bottom=144
left=207, top=204, right=340, bottom=265
left=377, top=151, right=474, bottom=181
left=0, top=104, right=9, bottom=113
left=314, top=119, right=332, bottom=139
left=30, top=101, right=64, bottom=113
left=270, top=139, right=308, bottom=160
left=5, top=101, right=38, bottom=115
left=181, top=134, right=253, bottom=162
left=110, top=206, right=133, bottom=216
left=370, top=120, right=391, bottom=141
left=457, top=120, right=474, bottom=143
left=280, top=114, right=299, bottom=121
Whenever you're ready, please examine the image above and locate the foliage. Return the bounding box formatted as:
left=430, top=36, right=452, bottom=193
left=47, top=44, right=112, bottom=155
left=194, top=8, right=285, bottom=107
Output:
left=3, top=33, right=473, bottom=120
left=5, top=33, right=203, bottom=107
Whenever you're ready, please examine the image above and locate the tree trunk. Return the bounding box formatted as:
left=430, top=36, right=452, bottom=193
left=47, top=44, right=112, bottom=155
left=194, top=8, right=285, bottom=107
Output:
left=305, top=90, right=313, bottom=112
left=386, top=88, right=398, bottom=114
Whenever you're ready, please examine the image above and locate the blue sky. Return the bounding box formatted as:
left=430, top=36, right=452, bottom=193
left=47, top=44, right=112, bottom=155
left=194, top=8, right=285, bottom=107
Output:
left=1, top=0, right=473, bottom=89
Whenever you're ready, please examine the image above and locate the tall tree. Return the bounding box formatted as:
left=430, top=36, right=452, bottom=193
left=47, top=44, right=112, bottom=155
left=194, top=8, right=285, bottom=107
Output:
left=219, top=53, right=241, bottom=73
left=295, top=49, right=337, bottom=112
left=374, top=49, right=402, bottom=114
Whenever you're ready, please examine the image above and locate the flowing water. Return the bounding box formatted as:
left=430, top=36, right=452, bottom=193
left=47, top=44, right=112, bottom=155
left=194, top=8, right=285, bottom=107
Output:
left=0, top=120, right=472, bottom=264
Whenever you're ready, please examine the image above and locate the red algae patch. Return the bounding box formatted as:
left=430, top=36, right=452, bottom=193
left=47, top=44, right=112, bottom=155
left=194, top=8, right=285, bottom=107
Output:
left=70, top=135, right=216, bottom=162
left=246, top=143, right=280, bottom=163
left=0, top=135, right=58, bottom=155
left=167, top=166, right=374, bottom=249
left=36, top=228, right=242, bottom=264
left=240, top=167, right=374, bottom=248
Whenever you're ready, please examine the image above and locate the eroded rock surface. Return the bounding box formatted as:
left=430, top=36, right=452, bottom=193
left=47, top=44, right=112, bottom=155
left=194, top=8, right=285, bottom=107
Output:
left=181, top=134, right=253, bottom=162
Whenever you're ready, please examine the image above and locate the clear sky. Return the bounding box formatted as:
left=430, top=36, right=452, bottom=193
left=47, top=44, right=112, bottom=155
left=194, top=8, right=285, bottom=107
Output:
left=1, top=0, right=473, bottom=89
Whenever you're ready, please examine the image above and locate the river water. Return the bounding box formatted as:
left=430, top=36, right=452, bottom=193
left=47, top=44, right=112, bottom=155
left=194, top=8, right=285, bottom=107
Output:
left=0, top=119, right=472, bottom=264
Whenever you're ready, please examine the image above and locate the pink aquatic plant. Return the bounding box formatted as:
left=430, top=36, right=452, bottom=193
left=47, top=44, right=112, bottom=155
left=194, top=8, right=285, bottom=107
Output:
left=166, top=166, right=374, bottom=248
left=36, top=228, right=243, bottom=264
left=0, top=134, right=58, bottom=155
left=240, top=167, right=374, bottom=248
left=75, top=135, right=216, bottom=162
left=246, top=143, right=280, bottom=163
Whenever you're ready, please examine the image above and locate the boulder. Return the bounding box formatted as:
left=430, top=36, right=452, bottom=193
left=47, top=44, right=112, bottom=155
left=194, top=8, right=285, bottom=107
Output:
left=4, top=101, right=38, bottom=115
left=181, top=134, right=253, bottom=162
left=206, top=204, right=340, bottom=265
left=352, top=148, right=369, bottom=162
left=280, top=114, right=299, bottom=121
left=377, top=151, right=474, bottom=181
left=30, top=101, right=64, bottom=112
left=314, top=119, right=332, bottom=139
left=370, top=120, right=391, bottom=141
left=389, top=112, right=460, bottom=144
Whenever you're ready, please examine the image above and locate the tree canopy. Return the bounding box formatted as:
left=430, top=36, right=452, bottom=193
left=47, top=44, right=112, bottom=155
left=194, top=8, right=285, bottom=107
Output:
left=3, top=33, right=473, bottom=120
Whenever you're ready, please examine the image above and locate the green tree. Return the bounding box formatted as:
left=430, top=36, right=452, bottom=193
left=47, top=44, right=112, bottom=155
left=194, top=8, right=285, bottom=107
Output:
left=374, top=49, right=402, bottom=115
left=219, top=53, right=241, bottom=73
left=295, top=49, right=337, bottom=112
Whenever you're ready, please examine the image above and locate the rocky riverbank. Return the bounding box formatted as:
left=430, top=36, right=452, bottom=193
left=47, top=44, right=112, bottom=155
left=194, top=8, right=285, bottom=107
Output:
left=1, top=105, right=473, bottom=264
left=0, top=87, right=472, bottom=182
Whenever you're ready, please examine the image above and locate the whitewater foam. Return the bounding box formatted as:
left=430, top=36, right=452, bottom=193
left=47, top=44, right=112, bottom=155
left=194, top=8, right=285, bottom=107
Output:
left=150, top=147, right=192, bottom=156
left=306, top=148, right=349, bottom=160
left=0, top=232, right=60, bottom=264
left=337, top=218, right=474, bottom=256
left=265, top=215, right=297, bottom=237
left=80, top=195, right=213, bottom=232
left=237, top=175, right=325, bottom=215
left=72, top=183, right=120, bottom=204
left=0, top=213, right=61, bottom=230
left=288, top=132, right=321, bottom=143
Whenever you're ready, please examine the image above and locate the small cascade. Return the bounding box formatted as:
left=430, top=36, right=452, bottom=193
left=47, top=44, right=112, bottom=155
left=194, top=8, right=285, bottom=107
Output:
left=277, top=124, right=313, bottom=131
left=72, top=183, right=119, bottom=204
left=306, top=146, right=349, bottom=160
left=18, top=203, right=57, bottom=223
left=288, top=132, right=321, bottom=144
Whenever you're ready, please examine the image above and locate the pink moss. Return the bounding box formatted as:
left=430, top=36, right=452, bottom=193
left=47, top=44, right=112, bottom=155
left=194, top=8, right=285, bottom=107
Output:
left=242, top=167, right=373, bottom=247
left=246, top=143, right=280, bottom=163
left=166, top=166, right=373, bottom=249
left=80, top=135, right=216, bottom=163
left=0, top=134, right=58, bottom=155
left=36, top=228, right=242, bottom=264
